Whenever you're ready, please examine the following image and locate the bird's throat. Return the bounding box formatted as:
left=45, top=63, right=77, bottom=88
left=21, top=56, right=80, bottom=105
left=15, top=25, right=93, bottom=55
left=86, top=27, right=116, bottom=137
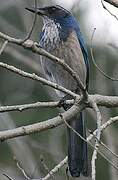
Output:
left=40, top=17, right=61, bottom=50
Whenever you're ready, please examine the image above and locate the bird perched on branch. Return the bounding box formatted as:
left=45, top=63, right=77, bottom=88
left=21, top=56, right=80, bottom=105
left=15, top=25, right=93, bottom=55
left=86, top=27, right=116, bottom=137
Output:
left=26, top=5, right=89, bottom=177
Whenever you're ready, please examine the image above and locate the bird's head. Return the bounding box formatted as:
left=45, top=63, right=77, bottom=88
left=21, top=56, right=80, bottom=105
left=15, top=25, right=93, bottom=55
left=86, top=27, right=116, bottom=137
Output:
left=26, top=5, right=78, bottom=43
left=26, top=5, right=73, bottom=26
left=26, top=5, right=71, bottom=19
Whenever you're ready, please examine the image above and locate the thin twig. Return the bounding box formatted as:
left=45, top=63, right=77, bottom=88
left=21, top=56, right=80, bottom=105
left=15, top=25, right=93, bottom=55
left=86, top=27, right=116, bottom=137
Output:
left=0, top=61, right=76, bottom=97
left=21, top=0, right=37, bottom=43
left=42, top=157, right=67, bottom=180
left=102, top=0, right=118, bottom=20
left=1, top=94, right=118, bottom=114
left=0, top=40, right=8, bottom=55
left=3, top=173, right=15, bottom=180
left=16, top=159, right=31, bottom=180
left=89, top=129, right=118, bottom=160
left=59, top=113, right=118, bottom=171
left=1, top=113, right=118, bottom=178
left=104, top=0, right=118, bottom=8
left=1, top=94, right=118, bottom=113
left=0, top=102, right=85, bottom=141
left=87, top=116, right=118, bottom=141
left=0, top=95, right=118, bottom=142
left=40, top=156, right=55, bottom=180
left=90, top=28, right=118, bottom=81
left=91, top=102, right=102, bottom=180
left=0, top=100, right=74, bottom=113
left=0, top=95, right=118, bottom=158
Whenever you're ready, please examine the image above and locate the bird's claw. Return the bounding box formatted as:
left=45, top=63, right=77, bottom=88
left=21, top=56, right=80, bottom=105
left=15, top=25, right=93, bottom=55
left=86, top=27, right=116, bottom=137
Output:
left=58, top=98, right=66, bottom=108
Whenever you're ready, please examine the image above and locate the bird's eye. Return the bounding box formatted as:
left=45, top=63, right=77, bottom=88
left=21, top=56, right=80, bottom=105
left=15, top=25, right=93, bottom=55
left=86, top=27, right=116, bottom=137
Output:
left=48, top=7, right=57, bottom=14
left=51, top=7, right=56, bottom=11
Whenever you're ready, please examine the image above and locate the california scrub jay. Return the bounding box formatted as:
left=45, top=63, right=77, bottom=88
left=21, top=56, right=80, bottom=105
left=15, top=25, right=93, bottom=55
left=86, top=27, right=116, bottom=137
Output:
left=26, top=5, right=89, bottom=177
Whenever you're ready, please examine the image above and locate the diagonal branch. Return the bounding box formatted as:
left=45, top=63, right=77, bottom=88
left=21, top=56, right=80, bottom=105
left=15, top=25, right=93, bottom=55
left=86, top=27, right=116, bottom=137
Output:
left=21, top=0, right=37, bottom=43
left=15, top=159, right=31, bottom=180
left=0, top=102, right=85, bottom=141
left=42, top=157, right=67, bottom=180
left=3, top=174, right=15, bottom=180
left=0, top=31, right=86, bottom=94
left=102, top=1, right=118, bottom=21
left=89, top=130, right=118, bottom=160
left=59, top=112, right=118, bottom=171
left=104, top=0, right=118, bottom=8
left=0, top=61, right=76, bottom=97
left=0, top=40, right=8, bottom=55
left=90, top=28, right=118, bottom=81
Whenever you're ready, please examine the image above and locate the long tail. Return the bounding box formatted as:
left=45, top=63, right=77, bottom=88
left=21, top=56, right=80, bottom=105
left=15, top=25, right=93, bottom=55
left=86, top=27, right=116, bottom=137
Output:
left=67, top=112, right=88, bottom=177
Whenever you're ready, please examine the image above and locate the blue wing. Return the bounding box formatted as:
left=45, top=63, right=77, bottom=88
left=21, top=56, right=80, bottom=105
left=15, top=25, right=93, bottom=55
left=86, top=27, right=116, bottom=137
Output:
left=75, top=22, right=89, bottom=89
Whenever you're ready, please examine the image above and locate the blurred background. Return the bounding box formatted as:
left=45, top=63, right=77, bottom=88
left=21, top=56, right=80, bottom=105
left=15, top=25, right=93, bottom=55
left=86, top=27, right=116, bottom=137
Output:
left=0, top=0, right=118, bottom=179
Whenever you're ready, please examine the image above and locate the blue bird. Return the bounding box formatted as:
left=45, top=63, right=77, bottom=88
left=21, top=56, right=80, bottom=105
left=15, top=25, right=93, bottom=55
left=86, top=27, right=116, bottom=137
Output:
left=26, top=5, right=89, bottom=177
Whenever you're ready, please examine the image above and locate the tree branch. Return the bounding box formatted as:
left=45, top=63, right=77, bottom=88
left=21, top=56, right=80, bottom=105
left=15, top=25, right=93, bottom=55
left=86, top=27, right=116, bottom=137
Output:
left=15, top=159, right=31, bottom=180
left=0, top=94, right=118, bottom=113
left=59, top=112, right=118, bottom=172
left=0, top=100, right=74, bottom=112
left=0, top=102, right=85, bottom=141
left=0, top=61, right=76, bottom=97
left=42, top=157, right=67, bottom=180
left=102, top=0, right=118, bottom=21
left=90, top=28, right=118, bottom=81
left=0, top=40, right=8, bottom=55
left=104, top=0, right=118, bottom=8
left=3, top=174, right=15, bottom=180
left=91, top=102, right=102, bottom=180
left=0, top=31, right=85, bottom=94
left=89, top=94, right=118, bottom=108
left=21, top=0, right=37, bottom=43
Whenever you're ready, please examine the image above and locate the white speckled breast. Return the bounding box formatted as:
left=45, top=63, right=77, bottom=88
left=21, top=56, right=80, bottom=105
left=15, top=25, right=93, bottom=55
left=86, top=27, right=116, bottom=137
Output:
left=40, top=17, right=61, bottom=50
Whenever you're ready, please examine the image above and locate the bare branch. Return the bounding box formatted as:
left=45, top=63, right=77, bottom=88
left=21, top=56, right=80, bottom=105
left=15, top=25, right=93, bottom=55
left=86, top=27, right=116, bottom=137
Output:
left=0, top=100, right=74, bottom=112
left=91, top=102, right=102, bottom=180
left=0, top=31, right=86, bottom=94
left=104, top=0, right=118, bottom=8
left=90, top=28, right=118, bottom=81
left=42, top=157, right=67, bottom=180
left=0, top=94, right=118, bottom=114
left=87, top=116, right=118, bottom=142
left=0, top=102, right=85, bottom=141
left=0, top=40, right=8, bottom=55
left=89, top=130, right=118, bottom=160
left=0, top=94, right=118, bottom=142
left=3, top=173, right=15, bottom=180
left=15, top=159, right=31, bottom=180
left=2, top=110, right=117, bottom=180
left=0, top=31, right=22, bottom=44
left=89, top=94, right=118, bottom=107
left=40, top=156, right=55, bottom=180
left=21, top=0, right=37, bottom=43
left=102, top=0, right=118, bottom=21
left=89, top=116, right=118, bottom=172
left=59, top=112, right=118, bottom=171
left=0, top=61, right=76, bottom=97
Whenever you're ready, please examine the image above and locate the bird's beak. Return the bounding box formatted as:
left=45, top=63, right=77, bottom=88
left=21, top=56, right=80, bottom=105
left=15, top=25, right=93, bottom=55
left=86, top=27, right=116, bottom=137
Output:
left=25, top=7, right=46, bottom=16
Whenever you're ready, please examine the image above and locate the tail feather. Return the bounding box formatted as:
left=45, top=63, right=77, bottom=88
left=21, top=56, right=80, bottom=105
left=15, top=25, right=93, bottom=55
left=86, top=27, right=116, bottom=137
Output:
left=67, top=112, right=88, bottom=177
